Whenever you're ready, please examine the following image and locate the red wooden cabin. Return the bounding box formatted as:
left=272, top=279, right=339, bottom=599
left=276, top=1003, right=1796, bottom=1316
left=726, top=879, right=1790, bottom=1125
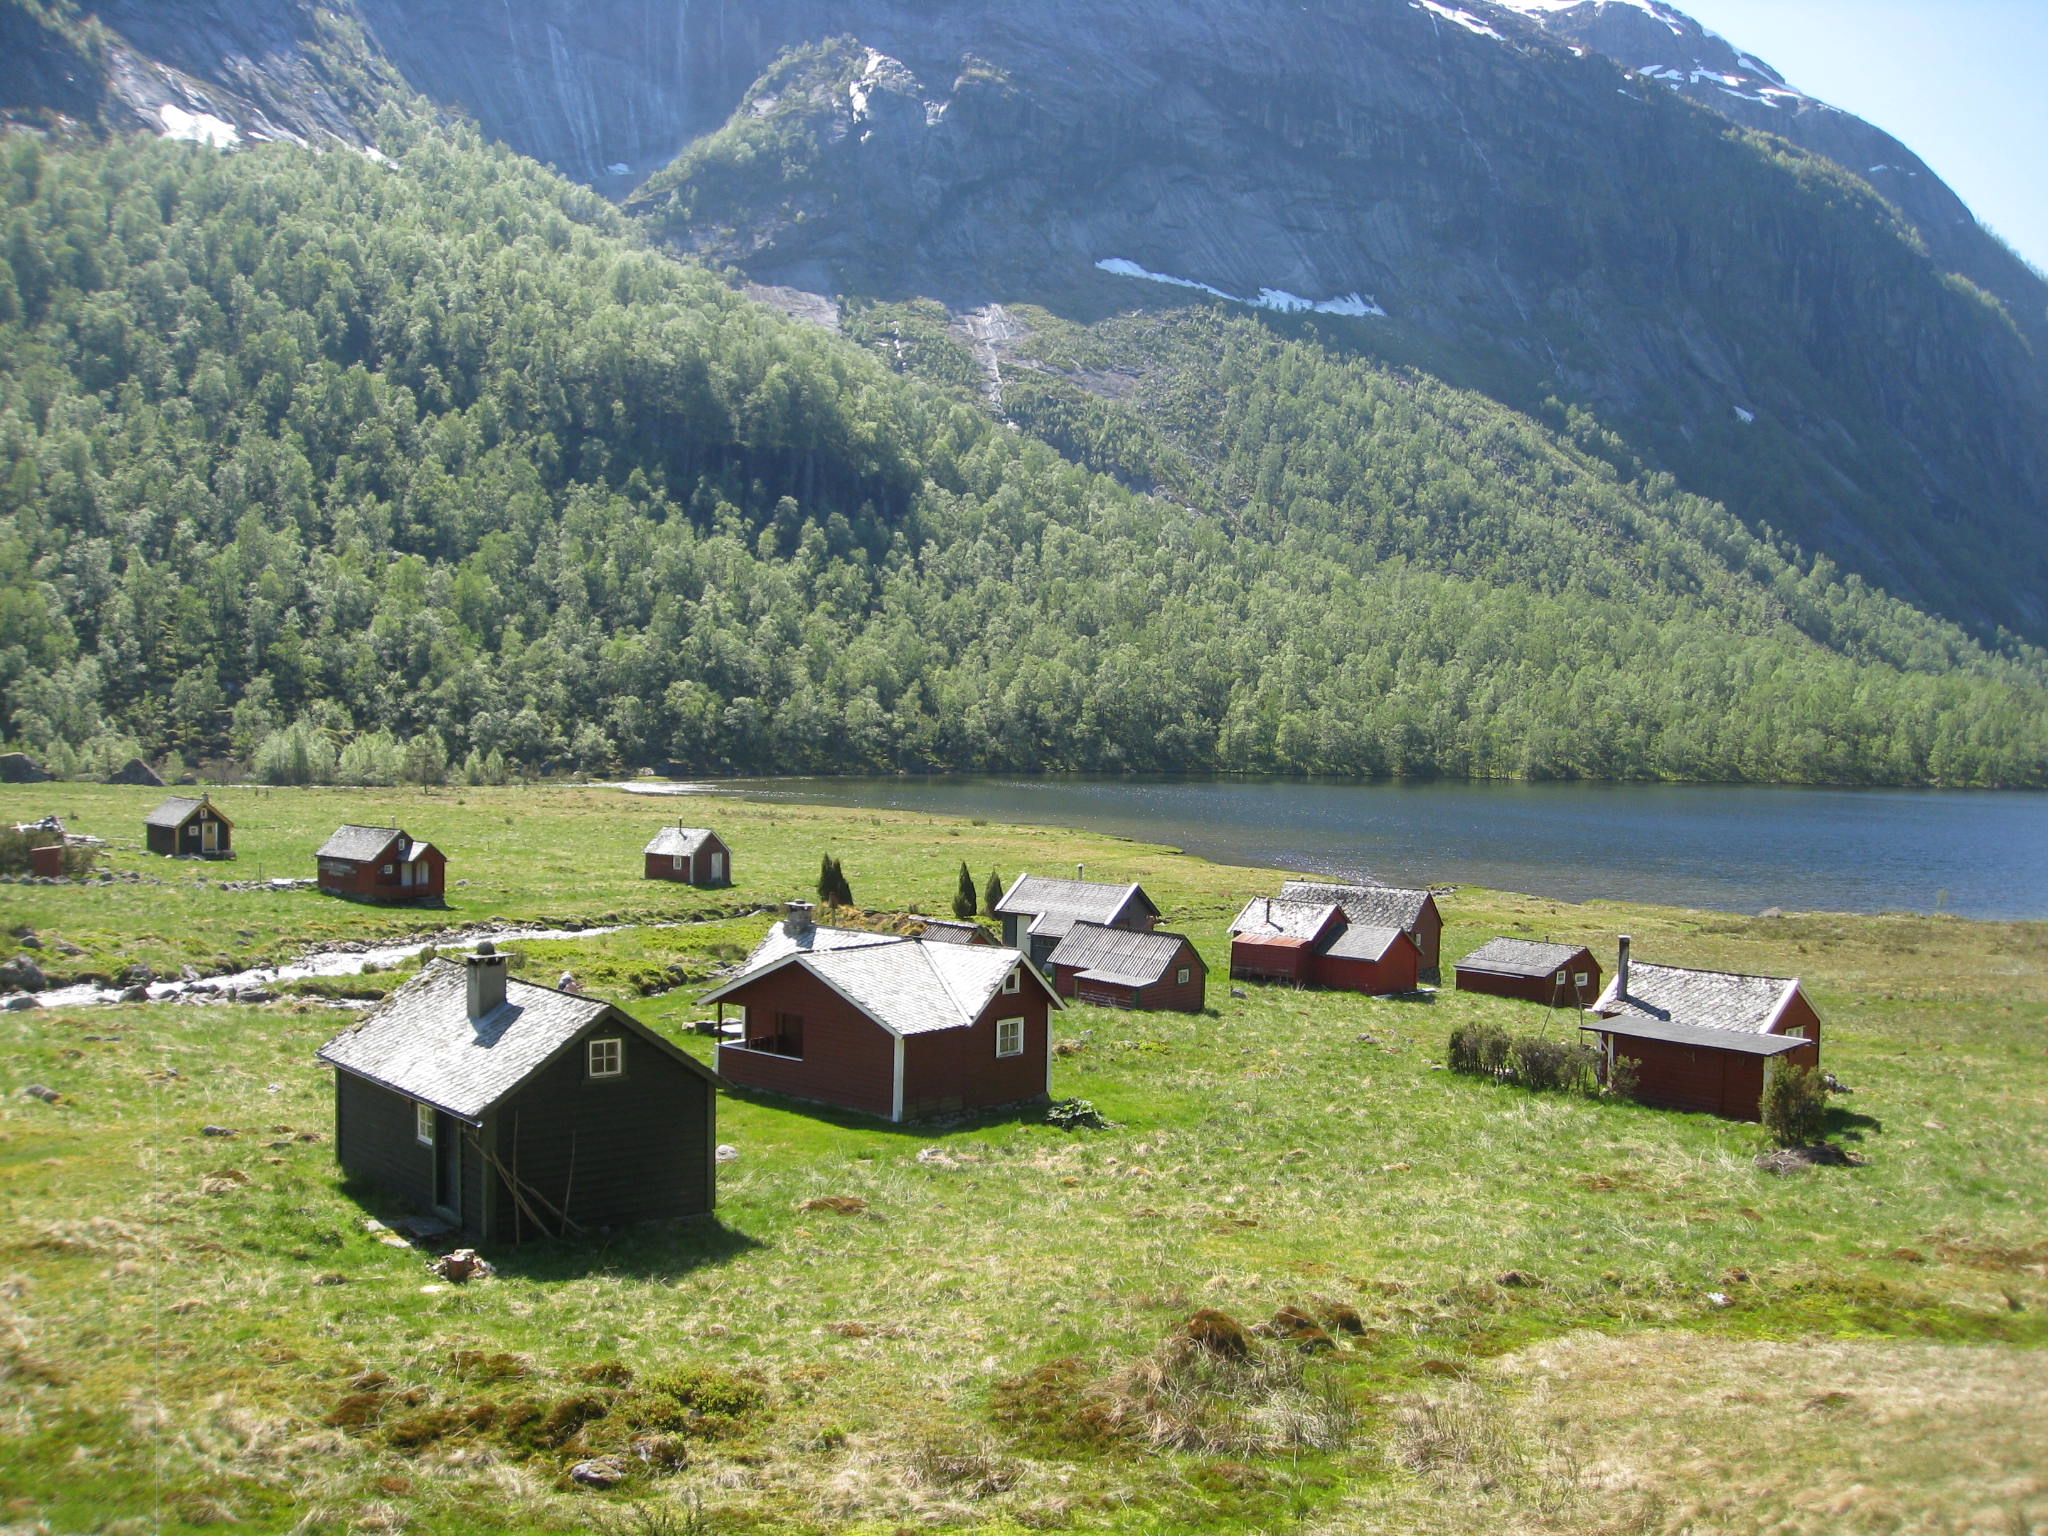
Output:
left=1281, top=881, right=1443, bottom=975
left=1581, top=936, right=1821, bottom=1121
left=643, top=826, right=731, bottom=886
left=995, top=872, right=1160, bottom=970
left=316, top=824, right=448, bottom=903
left=701, top=904, right=1063, bottom=1123
left=1454, top=939, right=1602, bottom=1008
left=1229, top=897, right=1421, bottom=994
left=1047, top=922, right=1207, bottom=1012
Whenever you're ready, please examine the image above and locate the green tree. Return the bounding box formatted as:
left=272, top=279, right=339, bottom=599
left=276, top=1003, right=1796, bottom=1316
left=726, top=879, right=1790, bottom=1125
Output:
left=952, top=860, right=977, bottom=920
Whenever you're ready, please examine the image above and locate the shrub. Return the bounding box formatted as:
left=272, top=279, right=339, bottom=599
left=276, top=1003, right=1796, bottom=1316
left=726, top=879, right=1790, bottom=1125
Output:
left=1046, top=1097, right=1109, bottom=1130
left=1508, top=1036, right=1599, bottom=1094
left=1447, top=1022, right=1510, bottom=1077
left=1761, top=1060, right=1829, bottom=1147
left=1606, top=1053, right=1641, bottom=1101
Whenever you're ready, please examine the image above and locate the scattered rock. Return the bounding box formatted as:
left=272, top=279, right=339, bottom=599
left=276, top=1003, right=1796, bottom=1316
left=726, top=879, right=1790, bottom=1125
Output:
left=200, top=1169, right=250, bottom=1195
left=714, top=1143, right=739, bottom=1163
left=54, top=940, right=86, bottom=957
left=0, top=752, right=48, bottom=781
left=313, top=1273, right=349, bottom=1287
left=22, top=1084, right=61, bottom=1104
left=1177, top=1309, right=1252, bottom=1360
left=430, top=1249, right=495, bottom=1284
left=3, top=991, right=43, bottom=1011
left=916, top=1147, right=959, bottom=1167
left=181, top=965, right=203, bottom=983
left=114, top=964, right=154, bottom=988
left=106, top=757, right=167, bottom=788
left=0, top=955, right=49, bottom=992
left=1758, top=907, right=1784, bottom=919
left=235, top=988, right=275, bottom=1003
left=796, top=1195, right=871, bottom=1216
left=17, top=932, right=42, bottom=950
left=1496, top=1270, right=1540, bottom=1288
left=1230, top=986, right=1248, bottom=999
left=119, top=985, right=149, bottom=1003
left=1823, top=1071, right=1852, bottom=1095
left=201, top=1125, right=236, bottom=1138
left=1255, top=1305, right=1336, bottom=1352
left=569, top=1455, right=629, bottom=1489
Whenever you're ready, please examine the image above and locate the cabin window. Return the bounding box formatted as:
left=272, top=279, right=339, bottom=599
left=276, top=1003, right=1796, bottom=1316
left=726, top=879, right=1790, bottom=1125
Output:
left=1555, top=971, right=1566, bottom=984
left=1574, top=972, right=1589, bottom=987
left=382, top=863, right=394, bottom=875
left=587, top=1037, right=623, bottom=1078
left=1002, top=968, right=1022, bottom=995
left=759, top=1012, right=804, bottom=1058
left=996, top=1017, right=1024, bottom=1057
left=673, top=853, right=685, bottom=871
left=1177, top=967, right=1191, bottom=985
left=415, top=1103, right=435, bottom=1145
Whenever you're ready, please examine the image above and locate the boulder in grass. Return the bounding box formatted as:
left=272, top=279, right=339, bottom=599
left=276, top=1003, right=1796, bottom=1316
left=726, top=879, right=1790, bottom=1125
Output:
left=0, top=955, right=48, bottom=992
left=106, top=757, right=166, bottom=788
left=0, top=753, right=48, bottom=783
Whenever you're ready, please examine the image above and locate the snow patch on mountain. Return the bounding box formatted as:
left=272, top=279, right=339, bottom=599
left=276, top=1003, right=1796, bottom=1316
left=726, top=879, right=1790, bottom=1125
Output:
left=157, top=103, right=240, bottom=148
left=1096, top=260, right=1387, bottom=318
left=1495, top=0, right=1687, bottom=36
left=1412, top=1, right=1504, bottom=42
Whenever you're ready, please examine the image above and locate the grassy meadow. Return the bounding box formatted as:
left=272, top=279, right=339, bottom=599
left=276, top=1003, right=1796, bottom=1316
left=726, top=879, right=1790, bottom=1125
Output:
left=0, top=783, right=2043, bottom=1535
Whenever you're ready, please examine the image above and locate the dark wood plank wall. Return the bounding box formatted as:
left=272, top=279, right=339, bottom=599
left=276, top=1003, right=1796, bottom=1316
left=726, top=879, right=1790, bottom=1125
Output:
left=1455, top=953, right=1602, bottom=1008
left=334, top=1071, right=439, bottom=1214
left=489, top=1020, right=714, bottom=1234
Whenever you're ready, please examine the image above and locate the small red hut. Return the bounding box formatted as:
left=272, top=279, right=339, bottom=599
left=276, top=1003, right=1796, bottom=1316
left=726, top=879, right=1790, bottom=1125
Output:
left=1229, top=897, right=1421, bottom=994
left=701, top=904, right=1061, bottom=1123
left=1581, top=937, right=1821, bottom=1121
left=316, top=824, right=447, bottom=903
left=1281, top=881, right=1444, bottom=975
left=144, top=794, right=234, bottom=859
left=643, top=827, right=730, bottom=887
left=1455, top=939, right=1602, bottom=1008
left=1047, top=922, right=1207, bottom=1012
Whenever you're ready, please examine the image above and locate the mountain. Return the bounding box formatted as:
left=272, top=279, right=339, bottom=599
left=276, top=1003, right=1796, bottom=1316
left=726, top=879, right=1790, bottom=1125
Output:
left=1, top=0, right=2045, bottom=787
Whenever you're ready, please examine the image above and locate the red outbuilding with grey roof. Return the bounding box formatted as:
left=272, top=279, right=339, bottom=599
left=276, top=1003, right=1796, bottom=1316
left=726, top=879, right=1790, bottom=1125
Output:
left=701, top=904, right=1062, bottom=1122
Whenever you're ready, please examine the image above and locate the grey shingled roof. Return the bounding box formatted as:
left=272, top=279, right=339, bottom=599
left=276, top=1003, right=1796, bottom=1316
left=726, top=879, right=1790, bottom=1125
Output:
left=144, top=795, right=214, bottom=830
left=1457, top=938, right=1592, bottom=978
left=702, top=922, right=1060, bottom=1035
left=1281, top=881, right=1432, bottom=930
left=1045, top=922, right=1191, bottom=987
left=1319, top=924, right=1408, bottom=962
left=645, top=826, right=718, bottom=857
left=317, top=961, right=710, bottom=1121
left=1581, top=1014, right=1811, bottom=1057
left=1590, top=961, right=1802, bottom=1036
left=911, top=917, right=990, bottom=945
left=736, top=920, right=903, bottom=975
left=995, top=874, right=1159, bottom=941
left=317, top=824, right=406, bottom=862
left=1229, top=897, right=1341, bottom=941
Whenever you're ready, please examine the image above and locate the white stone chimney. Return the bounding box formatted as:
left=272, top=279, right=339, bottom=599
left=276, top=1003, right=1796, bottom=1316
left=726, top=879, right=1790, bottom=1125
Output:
left=784, top=901, right=815, bottom=937
left=1616, top=934, right=1631, bottom=998
left=465, top=941, right=510, bottom=1020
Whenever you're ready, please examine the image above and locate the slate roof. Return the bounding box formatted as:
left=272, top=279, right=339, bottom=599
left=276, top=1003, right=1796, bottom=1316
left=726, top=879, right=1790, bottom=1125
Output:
left=645, top=826, right=718, bottom=857
left=1589, top=961, right=1802, bottom=1036
left=910, top=917, right=991, bottom=945
left=317, top=824, right=406, bottom=862
left=1046, top=922, right=1191, bottom=987
left=995, top=874, right=1159, bottom=940
left=703, top=921, right=1060, bottom=1036
left=1229, top=897, right=1342, bottom=942
left=1580, top=1014, right=1811, bottom=1057
left=145, top=795, right=224, bottom=830
left=1456, top=938, right=1591, bottom=978
left=1281, top=881, right=1433, bottom=931
left=317, top=961, right=711, bottom=1122
left=1319, top=924, right=1409, bottom=963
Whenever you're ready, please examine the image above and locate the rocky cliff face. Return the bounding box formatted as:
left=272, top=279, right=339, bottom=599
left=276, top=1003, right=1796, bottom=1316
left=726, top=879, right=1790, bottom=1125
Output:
left=1, top=0, right=2043, bottom=639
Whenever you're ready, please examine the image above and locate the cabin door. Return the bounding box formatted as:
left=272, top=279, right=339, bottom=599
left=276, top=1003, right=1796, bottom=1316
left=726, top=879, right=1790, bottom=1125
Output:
left=200, top=820, right=218, bottom=853
left=433, top=1112, right=460, bottom=1216
left=709, top=851, right=724, bottom=882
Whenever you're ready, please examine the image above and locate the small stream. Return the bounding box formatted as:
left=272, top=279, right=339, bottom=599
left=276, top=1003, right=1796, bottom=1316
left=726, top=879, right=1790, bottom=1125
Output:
left=37, top=921, right=649, bottom=1011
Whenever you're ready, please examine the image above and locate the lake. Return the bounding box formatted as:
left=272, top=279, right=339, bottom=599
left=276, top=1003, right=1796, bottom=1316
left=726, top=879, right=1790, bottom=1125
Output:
left=627, top=776, right=2048, bottom=921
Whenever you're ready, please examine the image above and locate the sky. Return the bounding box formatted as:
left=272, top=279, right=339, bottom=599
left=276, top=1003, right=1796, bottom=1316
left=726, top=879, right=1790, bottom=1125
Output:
left=1673, top=0, right=2048, bottom=273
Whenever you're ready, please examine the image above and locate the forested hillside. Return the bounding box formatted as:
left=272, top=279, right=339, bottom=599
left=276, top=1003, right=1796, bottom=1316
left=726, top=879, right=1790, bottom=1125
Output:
left=2, top=129, right=2045, bottom=786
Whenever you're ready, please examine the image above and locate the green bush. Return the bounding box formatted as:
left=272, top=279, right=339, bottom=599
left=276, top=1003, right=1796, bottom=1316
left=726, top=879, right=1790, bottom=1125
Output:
left=1447, top=1022, right=1510, bottom=1077
left=1761, top=1060, right=1829, bottom=1147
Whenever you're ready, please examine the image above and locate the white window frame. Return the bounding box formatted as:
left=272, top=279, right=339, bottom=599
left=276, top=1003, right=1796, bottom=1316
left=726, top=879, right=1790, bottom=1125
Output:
left=995, top=1017, right=1025, bottom=1058
left=415, top=1103, right=435, bottom=1146
left=1002, top=968, right=1022, bottom=995
left=1555, top=971, right=1567, bottom=984
left=1177, top=966, right=1191, bottom=985
left=1574, top=972, right=1589, bottom=987
left=672, top=852, right=685, bottom=871
left=587, top=1037, right=624, bottom=1078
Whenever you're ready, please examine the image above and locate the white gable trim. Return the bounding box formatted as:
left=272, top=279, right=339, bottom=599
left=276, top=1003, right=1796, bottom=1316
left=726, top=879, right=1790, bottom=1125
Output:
left=1761, top=978, right=1806, bottom=1035
left=891, top=1034, right=906, bottom=1123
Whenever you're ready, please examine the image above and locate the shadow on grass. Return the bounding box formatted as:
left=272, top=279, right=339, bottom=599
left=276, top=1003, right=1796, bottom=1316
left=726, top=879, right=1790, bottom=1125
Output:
left=1826, top=1106, right=1884, bottom=1141
left=492, top=1216, right=764, bottom=1282
left=719, top=1081, right=1054, bottom=1139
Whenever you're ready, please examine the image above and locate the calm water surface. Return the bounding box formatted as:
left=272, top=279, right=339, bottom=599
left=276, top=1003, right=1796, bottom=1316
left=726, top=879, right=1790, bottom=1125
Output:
left=641, top=776, right=2048, bottom=921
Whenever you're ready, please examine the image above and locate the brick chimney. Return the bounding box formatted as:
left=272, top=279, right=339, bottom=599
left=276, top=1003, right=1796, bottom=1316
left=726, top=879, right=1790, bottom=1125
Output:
left=1616, top=934, right=1631, bottom=998
left=784, top=901, right=814, bottom=938
left=465, top=941, right=509, bottom=1020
